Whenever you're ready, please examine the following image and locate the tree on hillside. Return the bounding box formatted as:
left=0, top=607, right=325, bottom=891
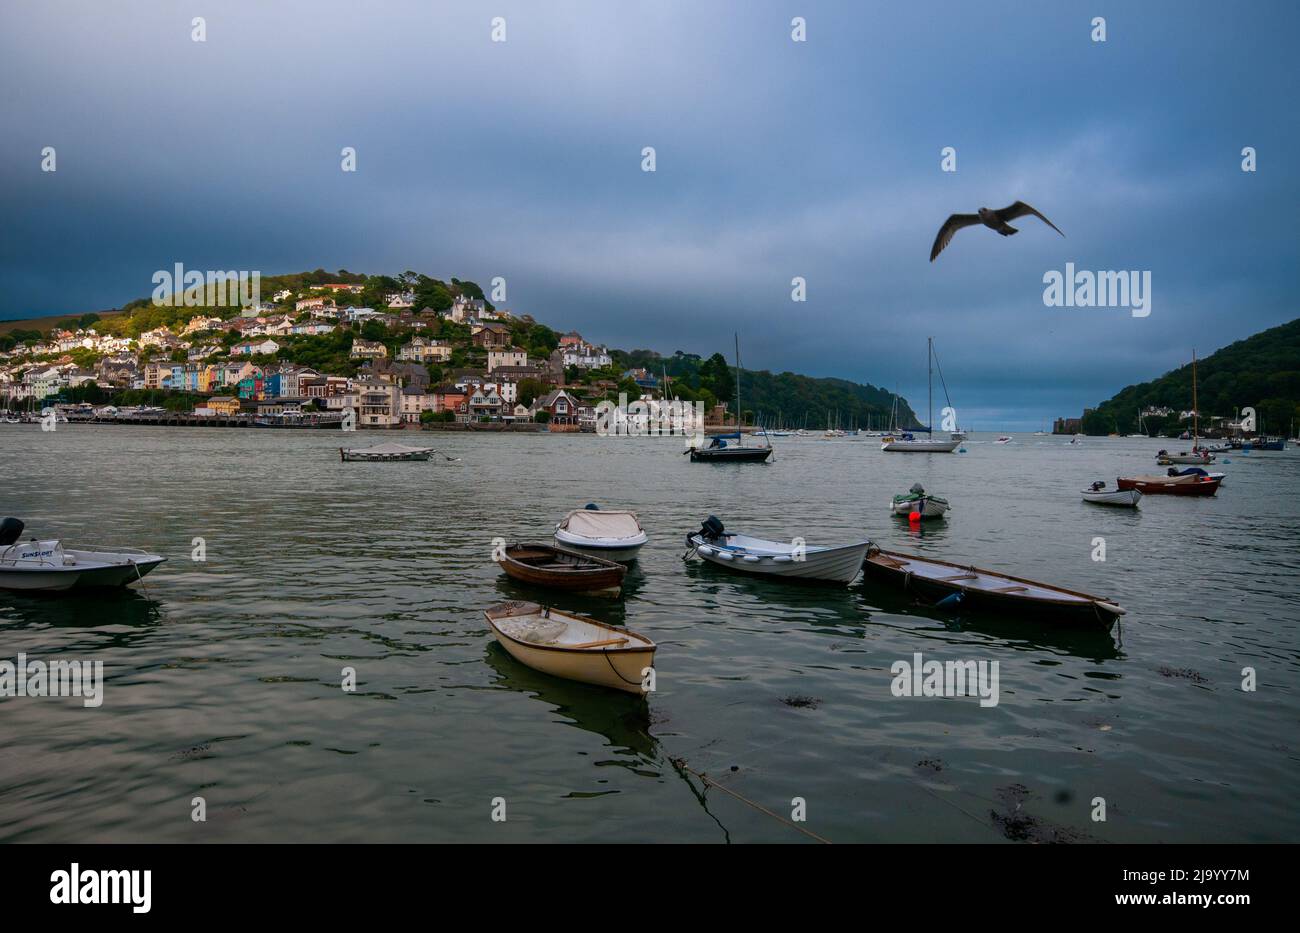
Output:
left=699, top=352, right=733, bottom=404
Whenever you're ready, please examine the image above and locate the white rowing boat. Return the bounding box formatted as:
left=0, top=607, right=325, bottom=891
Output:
left=686, top=517, right=868, bottom=584
left=484, top=601, right=655, bottom=695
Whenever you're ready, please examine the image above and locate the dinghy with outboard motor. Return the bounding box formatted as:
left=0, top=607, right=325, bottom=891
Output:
left=0, top=518, right=165, bottom=592
left=1081, top=481, right=1142, bottom=507
left=684, top=516, right=868, bottom=584
left=889, top=483, right=950, bottom=519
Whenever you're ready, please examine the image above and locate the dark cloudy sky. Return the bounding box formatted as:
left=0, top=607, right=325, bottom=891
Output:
left=2, top=1, right=1296, bottom=429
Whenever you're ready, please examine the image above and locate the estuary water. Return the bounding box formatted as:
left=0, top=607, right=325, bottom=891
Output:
left=2, top=425, right=1298, bottom=843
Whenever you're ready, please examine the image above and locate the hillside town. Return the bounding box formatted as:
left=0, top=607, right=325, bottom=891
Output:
left=0, top=286, right=702, bottom=430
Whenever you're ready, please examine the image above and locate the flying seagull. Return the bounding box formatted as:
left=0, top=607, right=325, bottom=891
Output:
left=929, top=201, right=1064, bottom=262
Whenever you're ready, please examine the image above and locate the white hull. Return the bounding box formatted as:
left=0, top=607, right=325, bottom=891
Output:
left=1081, top=488, right=1142, bottom=507
left=881, top=438, right=961, bottom=453
left=689, top=533, right=867, bottom=584
left=485, top=602, right=654, bottom=695
left=890, top=497, right=949, bottom=518
left=552, top=533, right=646, bottom=563
left=0, top=544, right=165, bottom=592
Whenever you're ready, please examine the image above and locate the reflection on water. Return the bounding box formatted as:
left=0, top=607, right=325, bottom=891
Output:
left=482, top=642, right=658, bottom=765
left=2, top=426, right=1298, bottom=842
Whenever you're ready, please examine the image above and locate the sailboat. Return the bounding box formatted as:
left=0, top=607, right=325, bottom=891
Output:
left=687, top=335, right=773, bottom=463
left=1157, top=351, right=1215, bottom=465
left=882, top=338, right=961, bottom=453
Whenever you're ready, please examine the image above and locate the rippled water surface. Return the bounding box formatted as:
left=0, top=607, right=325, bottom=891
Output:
left=2, top=425, right=1298, bottom=842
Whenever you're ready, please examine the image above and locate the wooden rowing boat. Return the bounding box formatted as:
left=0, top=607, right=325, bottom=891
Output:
left=860, top=545, right=1126, bottom=630
left=497, top=543, right=627, bottom=596
left=483, top=601, right=655, bottom=694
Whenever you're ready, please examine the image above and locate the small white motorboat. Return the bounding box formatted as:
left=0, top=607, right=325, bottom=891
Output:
left=685, top=516, right=868, bottom=584
left=889, top=483, right=950, bottom=519
left=484, top=601, right=655, bottom=695
left=340, top=443, right=435, bottom=462
left=1081, top=482, right=1141, bottom=508
left=0, top=518, right=165, bottom=592
left=554, top=505, right=648, bottom=562
left=1156, top=448, right=1216, bottom=465
left=995, top=436, right=1013, bottom=444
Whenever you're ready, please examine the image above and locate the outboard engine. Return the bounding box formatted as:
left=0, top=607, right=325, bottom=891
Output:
left=699, top=515, right=725, bottom=541
left=583, top=503, right=600, bottom=511
left=1090, top=481, right=1106, bottom=491
left=909, top=482, right=925, bottom=495
left=0, top=517, right=24, bottom=546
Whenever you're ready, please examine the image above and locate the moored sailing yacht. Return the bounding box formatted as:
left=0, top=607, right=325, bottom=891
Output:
left=1158, top=351, right=1215, bottom=464
left=687, top=334, right=773, bottom=463
left=882, top=338, right=961, bottom=453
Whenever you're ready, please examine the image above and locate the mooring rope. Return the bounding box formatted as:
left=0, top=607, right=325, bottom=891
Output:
left=669, top=756, right=833, bottom=844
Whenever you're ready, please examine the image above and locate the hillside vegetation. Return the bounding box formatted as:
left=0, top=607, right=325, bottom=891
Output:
left=1083, top=318, right=1300, bottom=436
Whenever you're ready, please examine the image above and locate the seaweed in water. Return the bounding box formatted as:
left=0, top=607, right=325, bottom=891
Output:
left=1156, top=666, right=1210, bottom=684
left=780, top=694, right=822, bottom=709
left=989, top=784, right=1095, bottom=844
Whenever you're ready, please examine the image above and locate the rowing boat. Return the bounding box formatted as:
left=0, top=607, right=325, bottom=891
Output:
left=686, top=516, right=868, bottom=584
left=483, top=601, right=655, bottom=694
left=860, top=545, right=1126, bottom=630
left=497, top=543, right=627, bottom=596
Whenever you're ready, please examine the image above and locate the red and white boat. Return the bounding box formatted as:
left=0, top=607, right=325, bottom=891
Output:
left=1116, top=470, right=1221, bottom=496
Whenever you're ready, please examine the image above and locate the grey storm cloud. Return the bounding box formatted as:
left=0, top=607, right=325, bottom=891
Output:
left=1, top=0, right=1296, bottom=428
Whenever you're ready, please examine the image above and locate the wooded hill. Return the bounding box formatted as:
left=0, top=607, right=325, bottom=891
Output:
left=1082, top=318, right=1300, bottom=436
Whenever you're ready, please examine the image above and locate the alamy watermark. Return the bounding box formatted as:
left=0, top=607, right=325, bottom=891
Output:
left=0, top=653, right=103, bottom=708
left=1043, top=263, right=1151, bottom=318
left=595, top=393, right=705, bottom=446
left=890, top=651, right=999, bottom=707
left=152, top=263, right=261, bottom=308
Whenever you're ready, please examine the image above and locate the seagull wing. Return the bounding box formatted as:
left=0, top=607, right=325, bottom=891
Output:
left=929, top=213, right=982, bottom=262
left=994, top=201, right=1064, bottom=237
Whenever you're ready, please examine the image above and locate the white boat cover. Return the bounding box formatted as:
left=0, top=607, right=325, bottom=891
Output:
left=559, top=510, right=643, bottom=540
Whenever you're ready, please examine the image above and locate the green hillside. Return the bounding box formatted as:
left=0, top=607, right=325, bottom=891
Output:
left=1082, top=318, right=1300, bottom=436
left=611, top=348, right=917, bottom=429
